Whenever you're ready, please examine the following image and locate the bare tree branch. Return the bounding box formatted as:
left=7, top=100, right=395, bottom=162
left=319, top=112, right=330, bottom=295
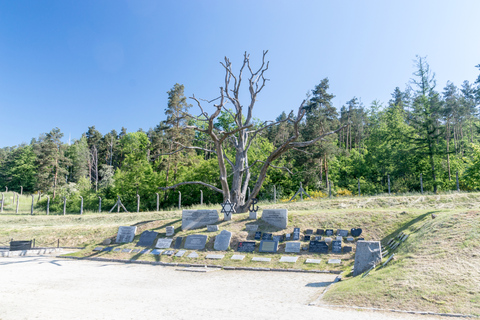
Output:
left=159, top=181, right=223, bottom=194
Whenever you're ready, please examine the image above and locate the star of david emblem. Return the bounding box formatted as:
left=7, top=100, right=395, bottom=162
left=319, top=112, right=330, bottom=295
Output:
left=221, top=199, right=236, bottom=217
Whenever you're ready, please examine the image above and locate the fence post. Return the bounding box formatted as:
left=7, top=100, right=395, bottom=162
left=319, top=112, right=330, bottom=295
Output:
left=20, top=186, right=23, bottom=195
left=420, top=173, right=423, bottom=194
left=456, top=171, right=460, bottom=192
left=200, top=190, right=203, bottom=205
left=329, top=181, right=332, bottom=198
left=248, top=187, right=251, bottom=200
left=178, top=191, right=181, bottom=210
left=5, top=186, right=7, bottom=192
left=156, top=193, right=159, bottom=211
left=15, top=193, right=19, bottom=213
left=137, top=194, right=140, bottom=213
left=79, top=196, right=83, bottom=215
left=63, top=197, right=67, bottom=215
left=98, top=196, right=102, bottom=213
left=273, top=185, right=276, bottom=203
left=1, top=192, right=3, bottom=213
left=358, top=178, right=361, bottom=196
left=388, top=175, right=391, bottom=195
left=33, top=238, right=35, bottom=248
left=46, top=196, right=50, bottom=215
left=300, top=182, right=303, bottom=201
left=57, top=239, right=59, bottom=248
left=31, top=194, right=34, bottom=215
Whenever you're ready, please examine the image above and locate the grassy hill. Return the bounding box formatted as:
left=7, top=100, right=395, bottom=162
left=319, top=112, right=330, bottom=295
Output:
left=0, top=192, right=479, bottom=315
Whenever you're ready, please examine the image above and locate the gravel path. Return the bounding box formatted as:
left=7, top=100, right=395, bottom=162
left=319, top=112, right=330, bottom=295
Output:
left=0, top=255, right=444, bottom=320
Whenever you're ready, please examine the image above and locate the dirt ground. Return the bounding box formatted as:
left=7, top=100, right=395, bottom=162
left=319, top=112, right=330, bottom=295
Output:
left=0, top=255, right=446, bottom=320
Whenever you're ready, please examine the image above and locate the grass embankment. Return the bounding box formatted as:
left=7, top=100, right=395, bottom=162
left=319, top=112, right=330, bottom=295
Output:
left=1, top=192, right=479, bottom=314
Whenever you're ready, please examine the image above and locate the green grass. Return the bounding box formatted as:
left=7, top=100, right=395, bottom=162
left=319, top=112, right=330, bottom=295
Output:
left=1, top=192, right=479, bottom=315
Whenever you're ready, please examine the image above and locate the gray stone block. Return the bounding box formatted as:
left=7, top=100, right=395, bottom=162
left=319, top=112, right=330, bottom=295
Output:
left=261, top=209, right=288, bottom=229
left=353, top=241, right=382, bottom=276
left=182, top=210, right=219, bottom=231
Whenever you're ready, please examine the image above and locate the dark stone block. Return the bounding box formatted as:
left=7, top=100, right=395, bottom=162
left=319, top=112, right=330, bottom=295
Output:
left=174, top=237, right=183, bottom=249
left=137, top=230, right=158, bottom=247
left=316, top=229, right=324, bottom=235
left=237, top=241, right=256, bottom=252
left=337, top=229, right=349, bottom=237
left=262, top=233, right=273, bottom=240
left=308, top=241, right=329, bottom=253
left=103, top=247, right=113, bottom=252
left=272, top=235, right=282, bottom=242
left=304, top=235, right=311, bottom=241
left=343, top=246, right=353, bottom=253
left=254, top=232, right=262, bottom=240
left=305, top=229, right=313, bottom=235
left=351, top=228, right=363, bottom=237
left=259, top=240, right=278, bottom=253
left=332, top=240, right=342, bottom=254
left=325, top=229, right=334, bottom=236
left=9, top=240, right=32, bottom=251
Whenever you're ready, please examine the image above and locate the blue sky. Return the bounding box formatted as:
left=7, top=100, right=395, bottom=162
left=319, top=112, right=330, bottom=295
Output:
left=1, top=0, right=479, bottom=147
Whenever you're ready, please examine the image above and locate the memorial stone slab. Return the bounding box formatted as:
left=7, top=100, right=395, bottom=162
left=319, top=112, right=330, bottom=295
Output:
left=316, top=229, right=324, bottom=235
left=249, top=211, right=257, bottom=220
left=174, top=237, right=183, bottom=249
left=165, top=226, right=175, bottom=237
left=328, top=259, right=341, bottom=264
left=261, top=233, right=273, bottom=240
left=206, top=254, right=224, bottom=260
left=207, top=225, right=219, bottom=232
left=187, top=251, right=199, bottom=258
left=325, top=229, right=334, bottom=236
left=162, top=250, right=175, bottom=256
left=93, top=247, right=103, bottom=251
left=304, top=235, right=311, bottom=241
left=140, top=249, right=151, bottom=254
left=150, top=249, right=163, bottom=255
left=175, top=250, right=186, bottom=257
left=351, top=228, right=363, bottom=237
left=116, top=226, right=137, bottom=243
left=308, top=241, right=329, bottom=254
left=293, top=228, right=300, bottom=241
left=332, top=240, right=342, bottom=254
left=113, top=248, right=122, bottom=252
left=337, top=229, right=349, bottom=237
left=346, top=237, right=355, bottom=242
left=137, top=231, right=158, bottom=247
left=214, top=230, right=232, bottom=251
left=324, top=237, right=332, bottom=243
left=279, top=256, right=298, bottom=263
left=252, top=257, right=271, bottom=262
left=259, top=240, right=278, bottom=253
left=358, top=237, right=365, bottom=241
left=285, top=242, right=301, bottom=253
left=132, top=249, right=141, bottom=253
left=245, top=225, right=258, bottom=232
left=336, top=236, right=343, bottom=241
left=272, top=235, right=282, bottom=243
left=285, top=233, right=291, bottom=241
left=231, top=254, right=245, bottom=260
left=305, top=229, right=313, bottom=235
left=254, top=232, right=262, bottom=240
left=353, top=241, right=382, bottom=276
left=155, top=238, right=173, bottom=249
left=315, top=236, right=322, bottom=241
left=261, top=209, right=288, bottom=229
left=182, top=210, right=219, bottom=231
left=184, top=235, right=208, bottom=250
left=237, top=241, right=256, bottom=252
left=122, top=248, right=132, bottom=253
left=305, top=259, right=321, bottom=264
left=343, top=246, right=353, bottom=253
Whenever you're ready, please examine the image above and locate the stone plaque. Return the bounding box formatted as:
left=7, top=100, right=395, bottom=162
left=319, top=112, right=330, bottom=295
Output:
left=184, top=235, right=208, bottom=250
left=328, top=259, right=341, bottom=264
left=252, top=257, right=271, bottom=262
left=343, top=246, right=353, bottom=253
left=175, top=250, right=186, bottom=257
left=214, top=230, right=232, bottom=251
left=353, top=241, right=382, bottom=276
left=358, top=237, right=365, bottom=241
left=305, top=259, right=321, bottom=264
left=140, top=249, right=151, bottom=254
left=207, top=225, right=219, bottom=232
left=336, top=236, right=342, bottom=241
left=272, top=235, right=282, bottom=243
left=237, top=241, right=256, bottom=252
left=187, top=251, right=199, bottom=258
left=304, top=235, right=311, bottom=241
left=315, top=236, right=322, bottom=241
left=137, top=231, right=158, bottom=247
left=254, top=232, right=262, bottom=240
left=324, top=237, right=332, bottom=243
left=325, top=229, right=333, bottom=236
left=182, top=210, right=219, bottom=231
left=206, top=254, right=224, bottom=260
left=132, top=249, right=141, bottom=253
left=122, top=248, right=132, bottom=253
left=308, top=241, right=329, bottom=253
left=261, top=209, right=288, bottom=229
left=246, top=224, right=258, bottom=232
left=346, top=237, right=354, bottom=242
left=93, top=247, right=103, bottom=251
left=332, top=240, right=342, bottom=254
left=231, top=255, right=245, bottom=260
left=150, top=249, right=163, bottom=255
left=116, top=226, right=137, bottom=243
left=163, top=250, right=175, bottom=256
left=259, top=240, right=278, bottom=253
left=155, top=238, right=173, bottom=249
left=337, top=229, right=349, bottom=237
left=262, top=233, right=273, bottom=240
left=351, top=228, right=363, bottom=237
left=285, top=233, right=291, bottom=241
left=174, top=237, right=183, bottom=249
left=166, top=226, right=175, bottom=237
left=305, top=229, right=313, bottom=235
left=293, top=228, right=300, bottom=241
left=316, top=229, right=324, bottom=235
left=279, top=256, right=298, bottom=263
left=285, top=242, right=301, bottom=253
left=249, top=211, right=257, bottom=220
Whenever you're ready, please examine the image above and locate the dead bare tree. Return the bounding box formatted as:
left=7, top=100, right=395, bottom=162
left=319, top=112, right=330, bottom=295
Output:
left=160, top=51, right=347, bottom=212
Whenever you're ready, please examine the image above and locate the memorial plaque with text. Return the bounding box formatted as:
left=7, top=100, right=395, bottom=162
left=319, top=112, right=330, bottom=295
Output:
left=174, top=237, right=183, bottom=249
left=309, top=241, right=329, bottom=254
left=116, top=226, right=137, bottom=243
left=332, top=240, right=342, bottom=254
left=325, top=229, right=334, bottom=236
left=316, top=229, right=324, bottom=235
left=285, top=242, right=301, bottom=253
left=285, top=233, right=291, bottom=241
left=272, top=235, right=282, bottom=243
left=182, top=210, right=219, bottom=231
left=337, top=229, right=349, bottom=237
left=351, top=228, right=363, bottom=237
left=214, top=230, right=232, bottom=251
left=261, top=209, right=288, bottom=229
left=262, top=233, right=273, bottom=240
left=237, top=241, right=256, bottom=252
left=150, top=249, right=163, bottom=255
left=305, top=229, right=313, bottom=235
left=155, top=238, right=173, bottom=249
left=259, top=240, right=278, bottom=253
left=254, top=232, right=262, bottom=240
left=103, top=247, right=113, bottom=252
left=343, top=246, right=352, bottom=253
left=304, top=235, right=311, bottom=241
left=137, top=231, right=158, bottom=247
left=184, top=234, right=208, bottom=250
left=293, top=228, right=300, bottom=241
left=10, top=241, right=32, bottom=251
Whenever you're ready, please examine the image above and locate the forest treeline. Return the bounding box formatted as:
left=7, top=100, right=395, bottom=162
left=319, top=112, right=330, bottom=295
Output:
left=1, top=57, right=480, bottom=212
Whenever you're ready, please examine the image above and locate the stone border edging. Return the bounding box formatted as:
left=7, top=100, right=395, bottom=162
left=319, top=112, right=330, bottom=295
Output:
left=57, top=255, right=342, bottom=274
left=310, top=303, right=478, bottom=318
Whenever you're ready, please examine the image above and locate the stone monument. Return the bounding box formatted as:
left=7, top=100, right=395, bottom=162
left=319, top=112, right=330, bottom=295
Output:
left=353, top=241, right=382, bottom=276
left=261, top=209, right=288, bottom=229
left=182, top=210, right=219, bottom=230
